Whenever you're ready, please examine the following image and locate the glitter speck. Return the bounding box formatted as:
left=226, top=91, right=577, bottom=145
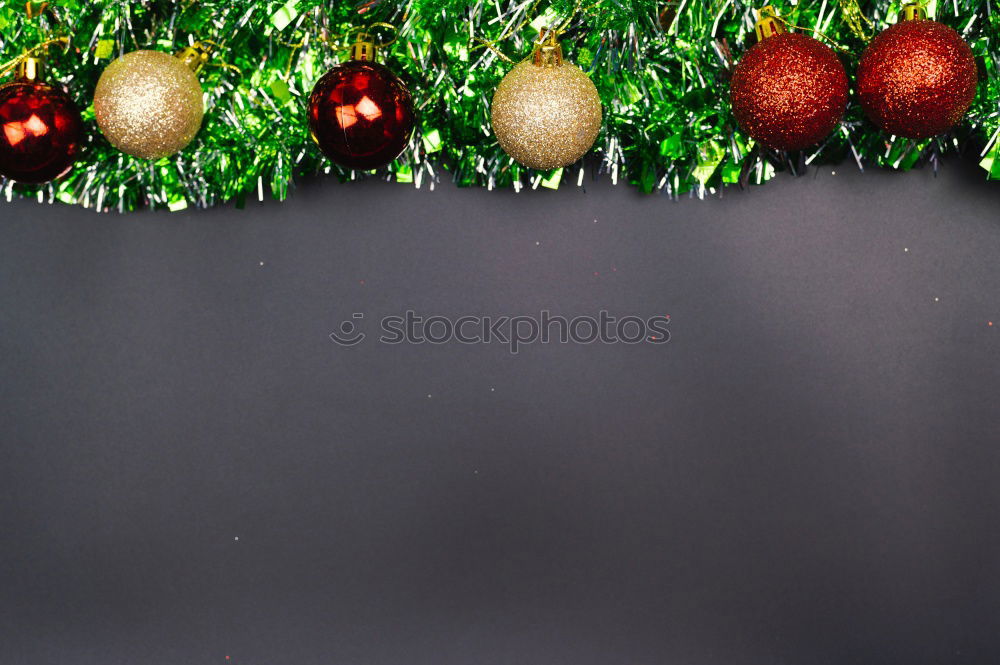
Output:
left=904, top=247, right=909, bottom=252
left=934, top=297, right=940, bottom=302
left=234, top=537, right=239, bottom=541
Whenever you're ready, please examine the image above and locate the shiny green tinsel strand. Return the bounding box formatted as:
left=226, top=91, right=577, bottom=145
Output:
left=0, top=0, right=996, bottom=212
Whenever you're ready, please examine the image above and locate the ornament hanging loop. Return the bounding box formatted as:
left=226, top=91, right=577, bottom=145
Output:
left=754, top=6, right=786, bottom=41
left=24, top=1, right=51, bottom=21
left=532, top=27, right=563, bottom=66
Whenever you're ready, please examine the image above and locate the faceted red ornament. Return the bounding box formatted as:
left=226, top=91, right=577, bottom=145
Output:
left=0, top=81, right=82, bottom=184
left=857, top=19, right=978, bottom=139
left=729, top=33, right=848, bottom=151
left=308, top=61, right=415, bottom=170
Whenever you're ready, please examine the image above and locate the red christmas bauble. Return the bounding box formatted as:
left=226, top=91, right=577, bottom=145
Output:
left=0, top=80, right=82, bottom=184
left=730, top=33, right=848, bottom=151
left=857, top=19, right=977, bottom=139
left=308, top=60, right=415, bottom=170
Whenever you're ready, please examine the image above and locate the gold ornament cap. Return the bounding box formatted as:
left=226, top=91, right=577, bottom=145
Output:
left=176, top=41, right=213, bottom=74
left=341, top=24, right=396, bottom=63
left=754, top=6, right=787, bottom=41
left=349, top=36, right=377, bottom=62
left=532, top=30, right=564, bottom=67
left=900, top=3, right=927, bottom=21
left=15, top=54, right=43, bottom=82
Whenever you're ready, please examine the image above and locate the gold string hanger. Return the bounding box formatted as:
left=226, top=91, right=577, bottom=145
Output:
left=340, top=22, right=398, bottom=62
left=1, top=2, right=68, bottom=82
left=25, top=1, right=49, bottom=20
left=836, top=0, right=873, bottom=40
left=0, top=36, right=69, bottom=80
left=473, top=0, right=584, bottom=64
left=0, top=1, right=69, bottom=81
left=24, top=0, right=59, bottom=30
left=754, top=5, right=850, bottom=51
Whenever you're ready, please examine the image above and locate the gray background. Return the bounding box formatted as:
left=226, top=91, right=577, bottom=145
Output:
left=2, top=157, right=1000, bottom=665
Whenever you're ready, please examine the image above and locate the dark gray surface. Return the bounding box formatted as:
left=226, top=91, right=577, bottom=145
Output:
left=2, top=158, right=1000, bottom=665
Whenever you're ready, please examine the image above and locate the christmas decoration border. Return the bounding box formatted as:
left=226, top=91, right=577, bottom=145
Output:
left=0, top=0, right=997, bottom=213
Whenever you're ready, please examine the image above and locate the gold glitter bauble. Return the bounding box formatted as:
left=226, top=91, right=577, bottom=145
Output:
left=490, top=56, right=602, bottom=170
left=94, top=50, right=204, bottom=160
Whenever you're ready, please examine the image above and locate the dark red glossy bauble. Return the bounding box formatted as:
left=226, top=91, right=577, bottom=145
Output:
left=0, top=80, right=82, bottom=184
left=857, top=19, right=977, bottom=139
left=308, top=60, right=415, bottom=170
left=729, top=32, right=848, bottom=152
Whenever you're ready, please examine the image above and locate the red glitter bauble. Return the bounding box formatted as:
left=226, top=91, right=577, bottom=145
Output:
left=729, top=33, right=848, bottom=151
left=0, top=80, right=82, bottom=184
left=308, top=60, right=415, bottom=170
left=857, top=19, right=977, bottom=139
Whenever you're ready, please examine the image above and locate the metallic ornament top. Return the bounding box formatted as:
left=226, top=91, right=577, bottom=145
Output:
left=94, top=49, right=205, bottom=160
left=490, top=38, right=603, bottom=170
left=729, top=31, right=849, bottom=152
left=857, top=16, right=978, bottom=139
left=0, top=57, right=82, bottom=184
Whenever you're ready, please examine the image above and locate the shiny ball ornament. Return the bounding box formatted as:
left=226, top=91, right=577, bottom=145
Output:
left=0, top=64, right=83, bottom=183
left=857, top=16, right=978, bottom=139
left=490, top=39, right=602, bottom=170
left=94, top=50, right=204, bottom=160
left=308, top=43, right=415, bottom=170
left=729, top=12, right=848, bottom=152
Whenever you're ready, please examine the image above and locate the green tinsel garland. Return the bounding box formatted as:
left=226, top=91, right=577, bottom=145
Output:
left=0, top=0, right=997, bottom=212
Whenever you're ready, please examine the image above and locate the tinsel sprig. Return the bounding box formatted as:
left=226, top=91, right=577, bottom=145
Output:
left=0, top=0, right=997, bottom=212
